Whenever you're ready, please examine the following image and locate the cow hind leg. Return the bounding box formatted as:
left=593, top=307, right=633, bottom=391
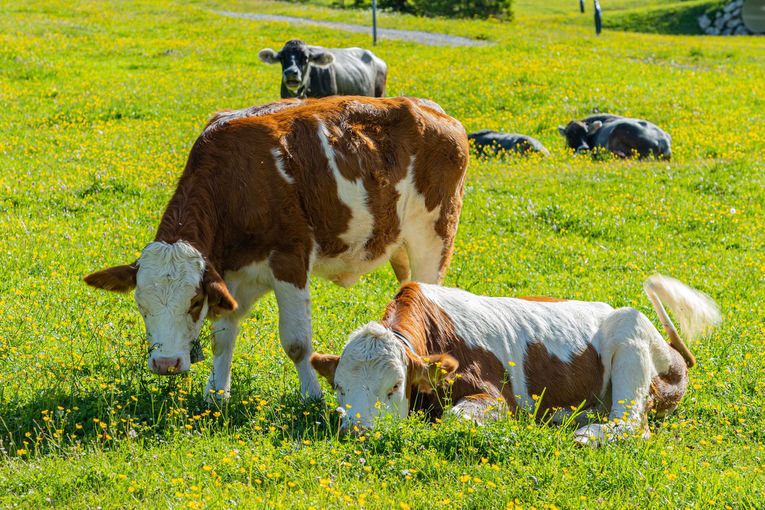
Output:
left=273, top=278, right=323, bottom=400
left=573, top=310, right=658, bottom=446
left=389, top=247, right=411, bottom=284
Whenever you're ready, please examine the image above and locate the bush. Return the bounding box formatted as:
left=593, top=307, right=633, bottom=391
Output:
left=377, top=0, right=513, bottom=20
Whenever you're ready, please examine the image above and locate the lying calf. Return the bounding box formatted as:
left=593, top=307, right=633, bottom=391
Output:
left=558, top=114, right=671, bottom=160
left=468, top=129, right=550, bottom=158
left=311, top=276, right=720, bottom=445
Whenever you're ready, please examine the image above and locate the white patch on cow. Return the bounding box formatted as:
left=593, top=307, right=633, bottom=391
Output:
left=135, top=241, right=207, bottom=374
left=270, top=147, right=294, bottom=184
left=316, top=119, right=375, bottom=251
left=416, top=283, right=614, bottom=406
left=395, top=156, right=444, bottom=283
left=333, top=322, right=409, bottom=431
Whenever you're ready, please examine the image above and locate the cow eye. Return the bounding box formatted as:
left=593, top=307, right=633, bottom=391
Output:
left=387, top=384, right=401, bottom=399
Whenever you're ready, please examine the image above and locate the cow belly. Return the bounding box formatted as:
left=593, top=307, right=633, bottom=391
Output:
left=312, top=243, right=400, bottom=287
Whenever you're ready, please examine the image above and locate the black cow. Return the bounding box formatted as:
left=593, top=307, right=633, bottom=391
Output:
left=558, top=114, right=671, bottom=160
left=468, top=130, right=550, bottom=158
left=258, top=39, right=387, bottom=99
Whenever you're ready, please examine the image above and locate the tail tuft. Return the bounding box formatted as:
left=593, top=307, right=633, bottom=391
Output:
left=644, top=275, right=721, bottom=339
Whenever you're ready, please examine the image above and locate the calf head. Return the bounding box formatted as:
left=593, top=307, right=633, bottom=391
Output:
left=558, top=119, right=602, bottom=153
left=258, top=39, right=335, bottom=97
left=311, top=322, right=457, bottom=434
left=84, top=241, right=237, bottom=375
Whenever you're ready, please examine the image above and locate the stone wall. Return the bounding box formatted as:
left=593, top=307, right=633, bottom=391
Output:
left=698, top=0, right=759, bottom=35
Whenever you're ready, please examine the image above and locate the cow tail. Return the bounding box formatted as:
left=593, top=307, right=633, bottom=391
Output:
left=643, top=274, right=721, bottom=368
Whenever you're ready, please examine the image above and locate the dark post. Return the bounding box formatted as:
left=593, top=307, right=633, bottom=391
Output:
left=594, top=0, right=602, bottom=35
left=372, top=0, right=378, bottom=45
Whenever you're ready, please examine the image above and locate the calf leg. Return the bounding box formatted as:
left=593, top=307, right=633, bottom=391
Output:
left=273, top=279, right=322, bottom=400
left=205, top=281, right=268, bottom=402
left=205, top=317, right=240, bottom=401
left=573, top=309, right=657, bottom=446
left=389, top=247, right=411, bottom=283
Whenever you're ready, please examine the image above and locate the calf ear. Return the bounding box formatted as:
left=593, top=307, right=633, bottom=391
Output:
left=203, top=268, right=238, bottom=317
left=557, top=125, right=567, bottom=136
left=83, top=263, right=138, bottom=292
left=258, top=48, right=280, bottom=64
left=587, top=121, right=602, bottom=134
left=309, top=51, right=335, bottom=67
left=409, top=353, right=459, bottom=393
left=310, top=353, right=340, bottom=386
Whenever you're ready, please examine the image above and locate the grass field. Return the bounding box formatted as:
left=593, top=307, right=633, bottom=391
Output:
left=1, top=0, right=764, bottom=508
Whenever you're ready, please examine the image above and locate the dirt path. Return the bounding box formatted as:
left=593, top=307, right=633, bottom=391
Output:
left=214, top=11, right=491, bottom=47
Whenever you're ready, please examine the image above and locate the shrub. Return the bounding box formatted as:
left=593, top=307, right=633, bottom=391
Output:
left=378, top=0, right=514, bottom=20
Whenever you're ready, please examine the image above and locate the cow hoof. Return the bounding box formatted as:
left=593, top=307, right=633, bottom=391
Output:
left=204, top=382, right=230, bottom=404
left=573, top=424, right=608, bottom=447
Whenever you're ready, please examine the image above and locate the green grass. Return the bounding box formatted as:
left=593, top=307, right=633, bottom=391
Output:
left=1, top=0, right=764, bottom=508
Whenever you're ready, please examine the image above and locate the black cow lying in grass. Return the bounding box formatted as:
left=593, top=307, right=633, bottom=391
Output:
left=258, top=39, right=387, bottom=99
left=468, top=130, right=550, bottom=158
left=558, top=114, right=671, bottom=160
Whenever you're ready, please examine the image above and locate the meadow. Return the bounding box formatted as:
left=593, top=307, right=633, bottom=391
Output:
left=0, top=0, right=763, bottom=508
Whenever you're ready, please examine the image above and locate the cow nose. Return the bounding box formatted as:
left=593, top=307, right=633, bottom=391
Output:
left=152, top=356, right=182, bottom=375
left=284, top=69, right=299, bottom=80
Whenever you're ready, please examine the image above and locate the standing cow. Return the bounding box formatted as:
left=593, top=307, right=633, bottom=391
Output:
left=558, top=114, right=672, bottom=160
left=258, top=39, right=387, bottom=99
left=84, top=96, right=468, bottom=401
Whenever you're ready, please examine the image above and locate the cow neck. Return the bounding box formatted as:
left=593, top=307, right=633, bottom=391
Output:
left=380, top=283, right=457, bottom=358
left=153, top=168, right=222, bottom=271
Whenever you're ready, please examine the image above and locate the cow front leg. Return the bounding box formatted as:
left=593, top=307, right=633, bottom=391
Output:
left=205, top=316, right=240, bottom=402
left=273, top=279, right=323, bottom=400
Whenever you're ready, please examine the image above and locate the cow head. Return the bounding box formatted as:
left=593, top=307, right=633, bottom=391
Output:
left=558, top=120, right=602, bottom=153
left=258, top=39, right=335, bottom=97
left=311, top=322, right=458, bottom=434
left=83, top=241, right=237, bottom=375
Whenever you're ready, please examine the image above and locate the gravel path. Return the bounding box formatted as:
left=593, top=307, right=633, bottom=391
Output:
left=214, top=11, right=491, bottom=47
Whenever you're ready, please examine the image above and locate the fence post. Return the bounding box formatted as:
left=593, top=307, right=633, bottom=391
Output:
left=372, top=0, right=378, bottom=45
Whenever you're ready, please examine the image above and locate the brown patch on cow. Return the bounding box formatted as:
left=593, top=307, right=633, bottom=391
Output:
left=516, top=296, right=568, bottom=303
left=142, top=96, right=466, bottom=297
left=647, top=347, right=688, bottom=417
left=523, top=342, right=604, bottom=414
left=382, top=283, right=519, bottom=420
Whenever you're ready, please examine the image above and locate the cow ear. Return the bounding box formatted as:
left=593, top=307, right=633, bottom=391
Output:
left=83, top=263, right=138, bottom=293
left=409, top=354, right=459, bottom=393
left=203, top=269, right=238, bottom=317
left=309, top=51, right=334, bottom=67
left=258, top=48, right=280, bottom=64
left=557, top=125, right=567, bottom=136
left=311, top=353, right=340, bottom=386
left=587, top=121, right=602, bottom=134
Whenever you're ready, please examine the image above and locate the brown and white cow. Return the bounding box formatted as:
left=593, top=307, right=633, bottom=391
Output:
left=83, top=96, right=469, bottom=401
left=311, top=275, right=720, bottom=445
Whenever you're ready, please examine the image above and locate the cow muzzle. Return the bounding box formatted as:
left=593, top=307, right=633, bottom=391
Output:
left=576, top=145, right=589, bottom=154
left=151, top=356, right=185, bottom=375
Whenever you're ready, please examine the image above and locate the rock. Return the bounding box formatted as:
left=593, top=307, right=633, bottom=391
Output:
left=724, top=2, right=738, bottom=14
left=722, top=27, right=733, bottom=35
left=726, top=17, right=740, bottom=29
left=732, top=7, right=741, bottom=17
left=705, top=26, right=719, bottom=35
left=715, top=16, right=726, bottom=29
left=698, top=14, right=712, bottom=30
left=734, top=25, right=749, bottom=35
